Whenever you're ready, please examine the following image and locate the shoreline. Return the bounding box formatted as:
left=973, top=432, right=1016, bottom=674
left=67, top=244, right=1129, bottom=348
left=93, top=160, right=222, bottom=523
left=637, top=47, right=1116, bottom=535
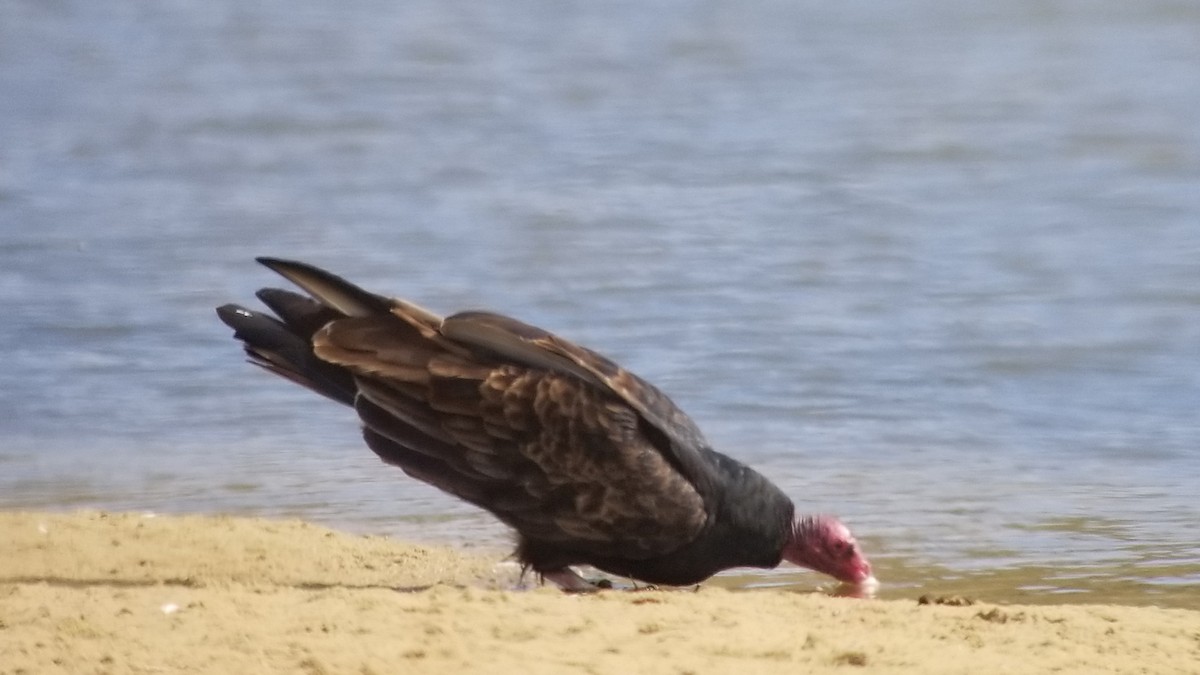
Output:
left=3, top=510, right=1197, bottom=674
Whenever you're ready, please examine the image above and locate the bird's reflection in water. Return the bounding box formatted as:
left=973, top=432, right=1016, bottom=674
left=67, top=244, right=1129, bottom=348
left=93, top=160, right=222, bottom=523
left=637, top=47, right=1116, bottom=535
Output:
left=830, top=578, right=880, bottom=599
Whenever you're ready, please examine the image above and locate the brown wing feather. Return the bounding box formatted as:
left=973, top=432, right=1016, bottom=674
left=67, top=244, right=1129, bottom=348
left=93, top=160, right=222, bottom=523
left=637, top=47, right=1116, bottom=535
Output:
left=314, top=313, right=707, bottom=557
left=441, top=311, right=717, bottom=488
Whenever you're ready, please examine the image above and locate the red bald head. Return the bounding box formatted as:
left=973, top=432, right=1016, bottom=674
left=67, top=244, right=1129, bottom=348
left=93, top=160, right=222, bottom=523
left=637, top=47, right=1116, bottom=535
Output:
left=782, top=515, right=874, bottom=586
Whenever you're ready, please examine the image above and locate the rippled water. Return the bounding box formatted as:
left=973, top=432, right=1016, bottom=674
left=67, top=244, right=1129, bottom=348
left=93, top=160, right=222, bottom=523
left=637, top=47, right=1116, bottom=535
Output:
left=1, top=1, right=1198, bottom=609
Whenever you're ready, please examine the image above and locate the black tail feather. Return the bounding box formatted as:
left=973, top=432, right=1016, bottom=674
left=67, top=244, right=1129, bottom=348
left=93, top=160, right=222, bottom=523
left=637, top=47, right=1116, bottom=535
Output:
left=255, top=288, right=344, bottom=339
left=216, top=303, right=358, bottom=406
left=256, top=257, right=393, bottom=317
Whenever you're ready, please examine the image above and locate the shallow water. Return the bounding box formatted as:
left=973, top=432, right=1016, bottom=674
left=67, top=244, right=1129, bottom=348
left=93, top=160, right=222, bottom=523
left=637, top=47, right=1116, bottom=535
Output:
left=1, top=1, right=1198, bottom=609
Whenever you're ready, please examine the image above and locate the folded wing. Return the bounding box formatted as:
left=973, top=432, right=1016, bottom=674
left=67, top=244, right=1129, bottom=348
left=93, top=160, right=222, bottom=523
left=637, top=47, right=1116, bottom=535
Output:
left=218, top=258, right=712, bottom=558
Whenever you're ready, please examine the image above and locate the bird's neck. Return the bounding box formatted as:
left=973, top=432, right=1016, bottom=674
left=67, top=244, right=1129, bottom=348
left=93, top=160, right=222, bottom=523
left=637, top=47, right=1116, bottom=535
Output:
left=780, top=517, right=821, bottom=571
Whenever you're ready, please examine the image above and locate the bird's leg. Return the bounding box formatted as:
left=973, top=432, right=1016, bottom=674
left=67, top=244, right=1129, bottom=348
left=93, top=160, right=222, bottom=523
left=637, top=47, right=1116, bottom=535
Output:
left=540, top=567, right=604, bottom=593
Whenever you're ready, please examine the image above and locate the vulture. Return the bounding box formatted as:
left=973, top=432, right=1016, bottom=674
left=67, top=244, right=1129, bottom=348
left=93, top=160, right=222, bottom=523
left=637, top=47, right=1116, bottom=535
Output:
left=216, top=258, right=874, bottom=591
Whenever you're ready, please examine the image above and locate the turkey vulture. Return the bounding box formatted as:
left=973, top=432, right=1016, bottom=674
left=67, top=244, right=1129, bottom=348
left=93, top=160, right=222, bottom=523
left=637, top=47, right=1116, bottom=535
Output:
left=216, top=258, right=874, bottom=591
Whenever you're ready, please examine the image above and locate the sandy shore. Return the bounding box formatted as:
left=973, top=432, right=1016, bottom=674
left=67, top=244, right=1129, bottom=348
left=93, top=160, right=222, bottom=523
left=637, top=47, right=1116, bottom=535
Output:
left=2, top=511, right=1196, bottom=674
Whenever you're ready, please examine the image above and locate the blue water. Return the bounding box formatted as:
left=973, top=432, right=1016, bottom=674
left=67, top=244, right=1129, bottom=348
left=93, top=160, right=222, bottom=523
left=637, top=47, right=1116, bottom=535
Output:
left=1, top=1, right=1198, bottom=608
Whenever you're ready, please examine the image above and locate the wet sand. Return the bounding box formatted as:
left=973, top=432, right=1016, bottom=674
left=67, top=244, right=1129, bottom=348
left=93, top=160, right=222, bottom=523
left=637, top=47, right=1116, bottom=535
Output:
left=3, top=511, right=1196, bottom=674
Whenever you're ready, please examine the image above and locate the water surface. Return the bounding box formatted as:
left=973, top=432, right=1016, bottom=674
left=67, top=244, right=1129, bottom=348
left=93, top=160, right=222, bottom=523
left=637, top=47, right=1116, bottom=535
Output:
left=1, top=0, right=1197, bottom=609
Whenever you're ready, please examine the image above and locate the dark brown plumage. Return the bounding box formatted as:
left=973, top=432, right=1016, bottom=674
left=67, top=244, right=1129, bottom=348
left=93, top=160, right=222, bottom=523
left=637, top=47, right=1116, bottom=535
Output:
left=216, top=258, right=873, bottom=589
